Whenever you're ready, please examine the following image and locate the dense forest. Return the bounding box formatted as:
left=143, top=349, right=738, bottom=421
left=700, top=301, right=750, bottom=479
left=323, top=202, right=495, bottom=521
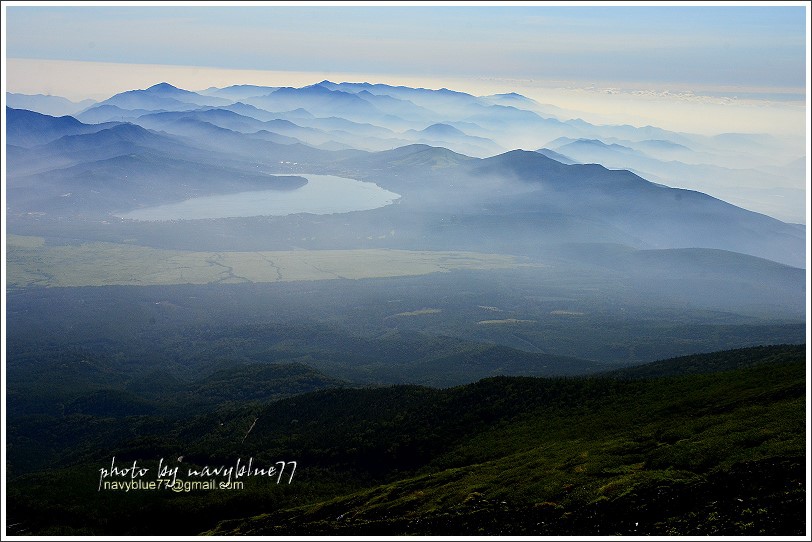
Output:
left=6, top=344, right=805, bottom=535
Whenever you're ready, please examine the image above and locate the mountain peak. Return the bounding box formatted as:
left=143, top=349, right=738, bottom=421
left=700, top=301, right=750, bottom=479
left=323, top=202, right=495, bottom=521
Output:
left=300, top=84, right=334, bottom=93
left=147, top=82, right=183, bottom=93
left=420, top=123, right=466, bottom=136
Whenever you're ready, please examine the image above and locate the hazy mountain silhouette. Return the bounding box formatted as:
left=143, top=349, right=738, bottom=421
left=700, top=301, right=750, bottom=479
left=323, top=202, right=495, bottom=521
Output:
left=6, top=92, right=96, bottom=117
left=6, top=80, right=805, bottom=266
left=245, top=85, right=388, bottom=122
left=76, top=104, right=165, bottom=124
left=9, top=150, right=307, bottom=215
left=89, top=82, right=230, bottom=112
left=545, top=137, right=804, bottom=222
left=535, top=148, right=579, bottom=164
left=402, top=123, right=503, bottom=157
left=199, top=84, right=280, bottom=101
left=6, top=107, right=119, bottom=147
left=468, top=150, right=805, bottom=267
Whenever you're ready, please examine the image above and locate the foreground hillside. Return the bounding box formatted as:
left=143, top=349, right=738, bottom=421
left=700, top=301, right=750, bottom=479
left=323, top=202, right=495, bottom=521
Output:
left=206, top=346, right=806, bottom=536
left=6, top=345, right=805, bottom=536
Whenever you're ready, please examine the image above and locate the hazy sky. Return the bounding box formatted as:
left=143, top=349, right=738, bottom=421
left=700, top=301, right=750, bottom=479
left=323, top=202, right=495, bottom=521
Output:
left=3, top=3, right=809, bottom=136
left=5, top=5, right=807, bottom=88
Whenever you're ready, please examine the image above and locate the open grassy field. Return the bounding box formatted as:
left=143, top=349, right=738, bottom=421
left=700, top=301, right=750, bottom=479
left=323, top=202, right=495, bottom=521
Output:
left=6, top=235, right=538, bottom=287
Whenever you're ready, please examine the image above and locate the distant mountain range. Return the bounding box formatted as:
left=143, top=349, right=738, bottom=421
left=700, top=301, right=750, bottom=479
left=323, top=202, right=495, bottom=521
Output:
left=5, top=80, right=806, bottom=269
left=6, top=92, right=96, bottom=117
left=542, top=137, right=805, bottom=223
left=11, top=82, right=801, bottom=218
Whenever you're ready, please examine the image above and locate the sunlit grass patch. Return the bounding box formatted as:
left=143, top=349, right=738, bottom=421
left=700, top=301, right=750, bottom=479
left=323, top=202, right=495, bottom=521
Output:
left=6, top=241, right=539, bottom=287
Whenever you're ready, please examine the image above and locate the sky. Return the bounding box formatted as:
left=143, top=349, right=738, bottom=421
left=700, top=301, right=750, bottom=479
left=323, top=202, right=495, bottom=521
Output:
left=2, top=2, right=809, bottom=136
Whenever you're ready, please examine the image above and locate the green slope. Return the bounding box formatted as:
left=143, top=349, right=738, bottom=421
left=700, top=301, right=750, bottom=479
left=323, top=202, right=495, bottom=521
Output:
left=6, top=345, right=806, bottom=536
left=206, top=348, right=806, bottom=536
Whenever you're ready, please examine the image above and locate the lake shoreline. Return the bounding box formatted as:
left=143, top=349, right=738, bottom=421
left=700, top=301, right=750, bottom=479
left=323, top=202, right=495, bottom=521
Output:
left=116, top=174, right=401, bottom=222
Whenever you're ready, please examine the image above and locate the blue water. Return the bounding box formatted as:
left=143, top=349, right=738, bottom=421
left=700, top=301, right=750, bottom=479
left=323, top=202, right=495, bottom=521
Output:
left=118, top=174, right=400, bottom=221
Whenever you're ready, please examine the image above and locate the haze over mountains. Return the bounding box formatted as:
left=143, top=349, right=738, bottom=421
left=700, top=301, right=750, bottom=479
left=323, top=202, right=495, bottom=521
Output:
left=6, top=80, right=806, bottom=271
left=4, top=80, right=806, bottom=325
left=5, top=80, right=806, bottom=364
left=8, top=80, right=805, bottom=223
left=5, top=79, right=807, bottom=537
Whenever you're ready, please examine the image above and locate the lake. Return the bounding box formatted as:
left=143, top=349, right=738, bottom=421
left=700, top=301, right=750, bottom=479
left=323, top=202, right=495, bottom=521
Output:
left=117, top=174, right=400, bottom=221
